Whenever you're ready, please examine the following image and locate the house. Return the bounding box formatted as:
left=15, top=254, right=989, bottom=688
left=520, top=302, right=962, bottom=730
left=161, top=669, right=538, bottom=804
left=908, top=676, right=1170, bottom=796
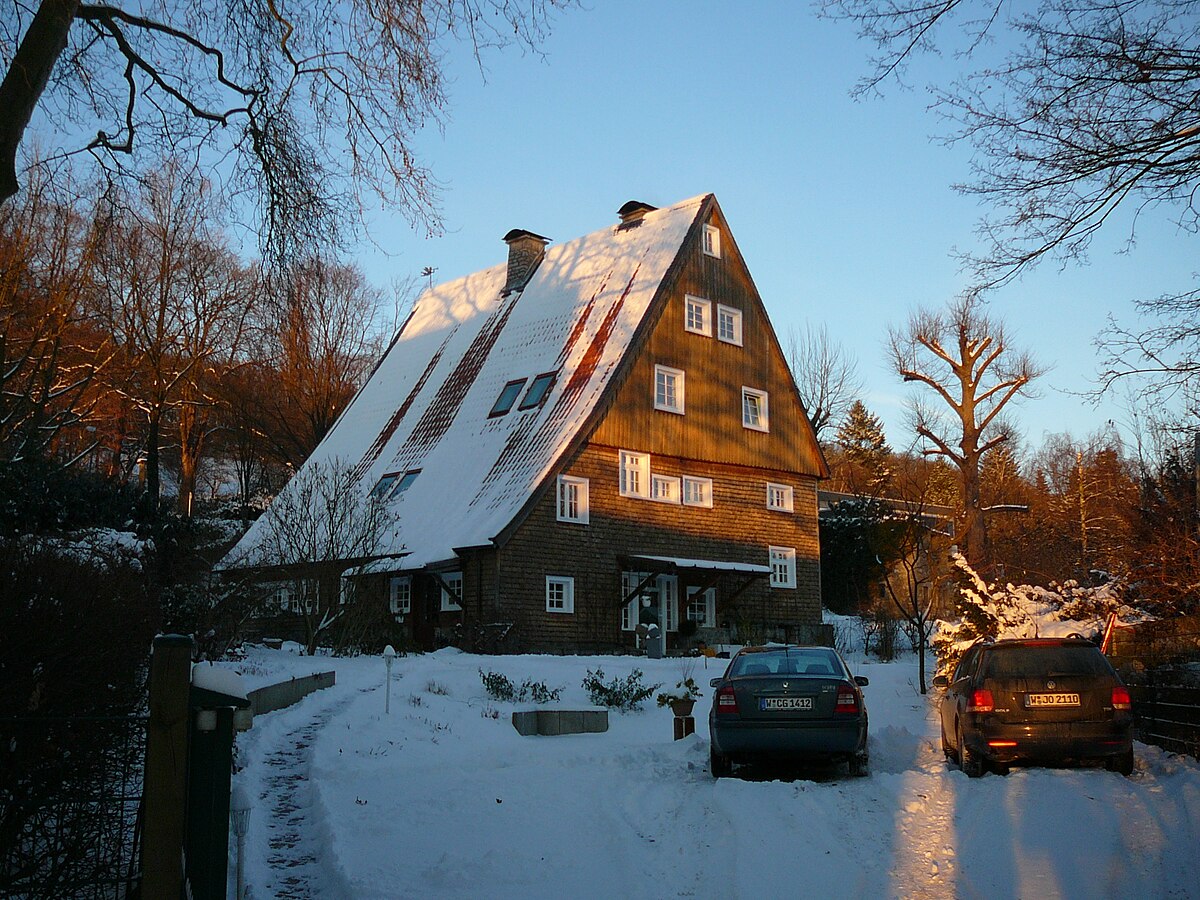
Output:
left=223, top=194, right=829, bottom=653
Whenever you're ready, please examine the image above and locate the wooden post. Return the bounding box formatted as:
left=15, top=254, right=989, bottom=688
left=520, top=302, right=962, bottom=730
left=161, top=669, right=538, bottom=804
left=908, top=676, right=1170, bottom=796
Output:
left=142, top=634, right=194, bottom=899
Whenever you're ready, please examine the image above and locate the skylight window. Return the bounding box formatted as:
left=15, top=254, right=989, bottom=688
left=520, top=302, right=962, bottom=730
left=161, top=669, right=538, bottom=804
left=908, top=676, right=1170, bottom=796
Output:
left=394, top=469, right=420, bottom=495
left=371, top=473, right=400, bottom=499
left=519, top=371, right=557, bottom=410
left=490, top=378, right=527, bottom=417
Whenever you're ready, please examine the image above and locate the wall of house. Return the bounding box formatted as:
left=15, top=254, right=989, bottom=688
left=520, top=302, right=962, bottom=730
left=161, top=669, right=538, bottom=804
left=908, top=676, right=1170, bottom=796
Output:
left=473, top=205, right=827, bottom=654
left=491, top=442, right=821, bottom=653
left=589, top=204, right=825, bottom=477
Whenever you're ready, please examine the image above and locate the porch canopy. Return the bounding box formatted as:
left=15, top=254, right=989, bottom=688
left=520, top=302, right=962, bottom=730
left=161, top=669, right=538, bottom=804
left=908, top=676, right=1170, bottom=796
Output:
left=618, top=554, right=772, bottom=606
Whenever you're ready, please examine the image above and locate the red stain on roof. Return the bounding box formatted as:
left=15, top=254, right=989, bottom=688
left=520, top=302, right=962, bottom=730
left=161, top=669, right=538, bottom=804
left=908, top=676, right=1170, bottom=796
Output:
left=471, top=264, right=642, bottom=505
left=391, top=291, right=523, bottom=468
left=353, top=334, right=453, bottom=480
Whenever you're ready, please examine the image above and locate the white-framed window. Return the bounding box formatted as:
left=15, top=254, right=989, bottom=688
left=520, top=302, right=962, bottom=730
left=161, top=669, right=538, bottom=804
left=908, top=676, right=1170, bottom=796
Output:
left=545, top=576, right=575, bottom=614
left=557, top=475, right=590, bottom=524
left=651, top=474, right=681, bottom=504
left=620, top=572, right=678, bottom=632
left=389, top=576, right=412, bottom=616
left=654, top=365, right=685, bottom=414
left=769, top=546, right=797, bottom=589
left=717, top=304, right=743, bottom=346
left=703, top=224, right=721, bottom=258
left=742, top=387, right=769, bottom=432
left=440, top=572, right=463, bottom=611
left=619, top=450, right=650, bottom=499
left=274, top=583, right=293, bottom=611
left=684, top=295, right=712, bottom=336
left=686, top=587, right=716, bottom=627
left=682, top=475, right=713, bottom=508
left=767, top=482, right=795, bottom=512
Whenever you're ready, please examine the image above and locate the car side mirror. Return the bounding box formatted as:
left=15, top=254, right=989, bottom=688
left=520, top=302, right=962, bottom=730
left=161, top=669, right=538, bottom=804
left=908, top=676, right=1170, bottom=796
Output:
left=709, top=677, right=723, bottom=689
left=932, top=674, right=949, bottom=688
left=854, top=676, right=869, bottom=687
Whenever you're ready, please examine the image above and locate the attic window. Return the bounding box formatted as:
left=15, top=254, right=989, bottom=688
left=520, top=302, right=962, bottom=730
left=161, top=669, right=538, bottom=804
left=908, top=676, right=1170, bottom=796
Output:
left=394, top=469, right=421, bottom=495
left=371, top=473, right=400, bottom=499
left=490, top=378, right=528, bottom=417
left=703, top=224, right=721, bottom=258
left=519, top=371, right=557, bottom=410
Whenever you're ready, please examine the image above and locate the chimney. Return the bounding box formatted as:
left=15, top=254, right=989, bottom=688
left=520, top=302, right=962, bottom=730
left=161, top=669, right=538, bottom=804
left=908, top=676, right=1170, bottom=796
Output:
left=617, top=200, right=657, bottom=228
left=502, top=229, right=550, bottom=295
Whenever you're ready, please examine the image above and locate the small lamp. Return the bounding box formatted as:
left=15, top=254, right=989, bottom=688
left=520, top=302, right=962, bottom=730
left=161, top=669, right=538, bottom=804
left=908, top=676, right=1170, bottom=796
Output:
left=383, top=644, right=396, bottom=715
left=230, top=784, right=252, bottom=900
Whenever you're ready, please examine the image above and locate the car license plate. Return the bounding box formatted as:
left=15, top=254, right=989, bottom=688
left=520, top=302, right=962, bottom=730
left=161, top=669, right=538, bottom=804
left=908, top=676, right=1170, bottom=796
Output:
left=1026, top=692, right=1080, bottom=707
left=761, top=697, right=813, bottom=711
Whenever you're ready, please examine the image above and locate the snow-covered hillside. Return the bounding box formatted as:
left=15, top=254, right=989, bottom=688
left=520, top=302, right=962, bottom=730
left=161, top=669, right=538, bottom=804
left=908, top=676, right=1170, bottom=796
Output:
left=225, top=647, right=1200, bottom=899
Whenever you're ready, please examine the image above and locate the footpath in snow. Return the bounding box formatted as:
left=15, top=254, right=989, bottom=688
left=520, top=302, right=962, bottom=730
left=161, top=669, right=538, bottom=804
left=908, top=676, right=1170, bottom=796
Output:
left=226, top=648, right=1200, bottom=900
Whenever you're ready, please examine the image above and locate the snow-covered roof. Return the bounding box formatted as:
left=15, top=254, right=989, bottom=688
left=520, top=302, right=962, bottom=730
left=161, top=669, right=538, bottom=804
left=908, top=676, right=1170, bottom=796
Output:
left=625, top=555, right=773, bottom=575
left=227, top=195, right=709, bottom=571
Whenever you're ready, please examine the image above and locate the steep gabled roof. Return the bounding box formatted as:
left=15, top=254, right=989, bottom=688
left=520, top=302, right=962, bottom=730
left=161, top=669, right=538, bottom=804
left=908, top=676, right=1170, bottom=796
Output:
left=227, top=195, right=710, bottom=571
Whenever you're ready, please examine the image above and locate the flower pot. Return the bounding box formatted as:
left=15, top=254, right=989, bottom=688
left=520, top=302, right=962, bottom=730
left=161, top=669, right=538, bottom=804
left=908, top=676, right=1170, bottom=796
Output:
left=669, top=699, right=695, bottom=718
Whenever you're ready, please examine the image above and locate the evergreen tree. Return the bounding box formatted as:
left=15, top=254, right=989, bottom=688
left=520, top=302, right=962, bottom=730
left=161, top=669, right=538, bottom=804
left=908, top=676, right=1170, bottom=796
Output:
left=835, top=400, right=892, bottom=494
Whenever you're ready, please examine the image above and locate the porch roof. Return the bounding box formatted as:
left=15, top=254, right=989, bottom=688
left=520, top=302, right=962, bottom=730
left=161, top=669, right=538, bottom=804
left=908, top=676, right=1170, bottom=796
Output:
left=621, top=555, right=772, bottom=576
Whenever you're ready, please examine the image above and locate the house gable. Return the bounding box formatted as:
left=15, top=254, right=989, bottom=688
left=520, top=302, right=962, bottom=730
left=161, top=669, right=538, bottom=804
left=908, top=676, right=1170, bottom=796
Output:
left=587, top=196, right=827, bottom=476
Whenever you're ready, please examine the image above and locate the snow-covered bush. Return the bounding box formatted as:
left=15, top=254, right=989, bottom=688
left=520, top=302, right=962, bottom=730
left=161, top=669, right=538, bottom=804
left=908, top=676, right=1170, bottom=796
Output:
left=933, top=554, right=1141, bottom=678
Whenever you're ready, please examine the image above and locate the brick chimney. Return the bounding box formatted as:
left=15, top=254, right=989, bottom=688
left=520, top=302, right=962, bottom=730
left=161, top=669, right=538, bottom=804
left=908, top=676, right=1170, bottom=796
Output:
left=502, top=229, right=550, bottom=295
left=617, top=200, right=657, bottom=228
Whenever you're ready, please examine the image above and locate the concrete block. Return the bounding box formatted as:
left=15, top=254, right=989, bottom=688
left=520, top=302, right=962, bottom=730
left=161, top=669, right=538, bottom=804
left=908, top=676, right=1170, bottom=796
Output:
left=511, top=710, right=539, bottom=736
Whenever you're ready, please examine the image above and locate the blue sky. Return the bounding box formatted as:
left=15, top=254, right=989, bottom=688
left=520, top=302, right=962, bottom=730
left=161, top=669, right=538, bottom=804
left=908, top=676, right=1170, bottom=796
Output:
left=356, top=1, right=1196, bottom=457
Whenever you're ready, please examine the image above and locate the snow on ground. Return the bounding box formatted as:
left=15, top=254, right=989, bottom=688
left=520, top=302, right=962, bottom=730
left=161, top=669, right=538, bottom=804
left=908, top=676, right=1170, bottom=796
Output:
left=226, top=647, right=1200, bottom=900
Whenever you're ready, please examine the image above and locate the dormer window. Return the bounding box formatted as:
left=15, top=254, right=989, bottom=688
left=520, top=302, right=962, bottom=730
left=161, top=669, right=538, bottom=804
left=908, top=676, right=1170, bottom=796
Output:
left=703, top=224, right=721, bottom=258
left=520, top=371, right=557, bottom=410
left=490, top=378, right=527, bottom=417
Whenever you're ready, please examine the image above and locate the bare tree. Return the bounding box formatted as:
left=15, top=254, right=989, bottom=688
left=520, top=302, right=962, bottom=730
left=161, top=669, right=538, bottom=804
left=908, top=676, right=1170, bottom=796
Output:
left=92, top=161, right=253, bottom=512
left=820, top=0, right=1200, bottom=293
left=1, top=0, right=574, bottom=264
left=232, top=457, right=400, bottom=653
left=786, top=323, right=862, bottom=441
left=247, top=258, right=389, bottom=470
left=889, top=293, right=1044, bottom=573
left=0, top=170, right=108, bottom=467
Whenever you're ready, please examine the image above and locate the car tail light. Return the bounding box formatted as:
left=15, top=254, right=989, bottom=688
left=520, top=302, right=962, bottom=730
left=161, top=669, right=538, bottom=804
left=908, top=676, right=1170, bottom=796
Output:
left=987, top=740, right=1017, bottom=748
left=967, top=689, right=994, bottom=713
left=835, top=685, right=859, bottom=714
left=716, top=685, right=739, bottom=716
left=1112, top=686, right=1132, bottom=711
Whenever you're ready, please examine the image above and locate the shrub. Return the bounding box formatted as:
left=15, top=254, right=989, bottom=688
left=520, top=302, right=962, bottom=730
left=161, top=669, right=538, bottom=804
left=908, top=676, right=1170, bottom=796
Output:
left=478, top=669, right=562, bottom=703
left=581, top=668, right=660, bottom=712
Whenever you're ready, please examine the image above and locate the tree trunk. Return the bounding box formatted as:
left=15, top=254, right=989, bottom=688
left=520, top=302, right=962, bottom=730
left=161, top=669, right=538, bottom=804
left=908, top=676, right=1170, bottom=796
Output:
left=177, top=401, right=207, bottom=518
left=960, top=459, right=991, bottom=576
left=0, top=0, right=81, bottom=204
left=143, top=413, right=161, bottom=518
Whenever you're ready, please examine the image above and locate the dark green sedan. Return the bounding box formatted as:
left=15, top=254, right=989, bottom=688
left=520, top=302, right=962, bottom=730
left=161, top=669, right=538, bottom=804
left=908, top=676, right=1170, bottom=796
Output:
left=707, top=645, right=869, bottom=778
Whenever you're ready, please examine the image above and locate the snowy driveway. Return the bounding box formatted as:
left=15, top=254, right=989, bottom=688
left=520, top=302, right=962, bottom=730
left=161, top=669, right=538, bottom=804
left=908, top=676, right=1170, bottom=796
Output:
left=229, top=649, right=1200, bottom=899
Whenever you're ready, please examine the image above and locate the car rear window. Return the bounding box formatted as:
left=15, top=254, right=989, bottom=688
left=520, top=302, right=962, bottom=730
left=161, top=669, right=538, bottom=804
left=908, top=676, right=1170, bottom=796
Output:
left=730, top=649, right=843, bottom=677
left=982, top=645, right=1113, bottom=678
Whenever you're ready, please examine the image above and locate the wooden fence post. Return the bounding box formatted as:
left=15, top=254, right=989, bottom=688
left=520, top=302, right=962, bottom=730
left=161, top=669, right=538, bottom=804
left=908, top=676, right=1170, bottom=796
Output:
left=142, top=634, right=194, bottom=898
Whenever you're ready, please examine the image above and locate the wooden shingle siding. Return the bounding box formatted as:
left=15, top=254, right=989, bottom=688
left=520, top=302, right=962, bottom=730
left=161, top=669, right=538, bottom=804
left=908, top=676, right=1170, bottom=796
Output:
left=590, top=208, right=825, bottom=477
left=491, top=442, right=821, bottom=652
